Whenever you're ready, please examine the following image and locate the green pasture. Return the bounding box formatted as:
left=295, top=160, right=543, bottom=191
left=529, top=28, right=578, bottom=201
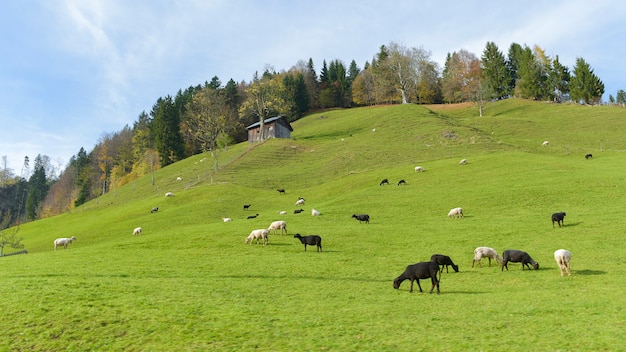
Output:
left=1, top=100, right=624, bottom=351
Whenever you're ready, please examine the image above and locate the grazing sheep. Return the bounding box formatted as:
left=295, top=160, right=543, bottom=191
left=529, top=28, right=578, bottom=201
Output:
left=585, top=153, right=593, bottom=159
left=502, top=249, right=539, bottom=271
left=293, top=234, right=322, bottom=252
left=295, top=198, right=305, bottom=206
left=53, top=236, right=77, bottom=250
left=151, top=207, right=159, bottom=213
left=277, top=188, right=286, bottom=194
left=415, top=166, right=425, bottom=172
left=554, top=249, right=572, bottom=277
left=430, top=254, right=459, bottom=273
left=294, top=208, right=304, bottom=214
left=379, top=178, right=389, bottom=186
left=472, top=247, right=502, bottom=268
left=247, top=214, right=259, bottom=219
left=393, top=262, right=440, bottom=294
left=447, top=207, right=464, bottom=219
left=133, top=227, right=142, bottom=236
left=459, top=159, right=468, bottom=165
left=176, top=177, right=182, bottom=181
left=165, top=192, right=175, bottom=198
left=268, top=220, right=287, bottom=236
left=352, top=214, right=370, bottom=224
left=222, top=217, right=233, bottom=222
left=543, top=141, right=550, bottom=146
left=397, top=179, right=407, bottom=186
left=552, top=212, right=566, bottom=228
left=278, top=210, right=287, bottom=215
left=243, top=204, right=251, bottom=210
left=245, top=229, right=269, bottom=246
left=311, top=208, right=320, bottom=216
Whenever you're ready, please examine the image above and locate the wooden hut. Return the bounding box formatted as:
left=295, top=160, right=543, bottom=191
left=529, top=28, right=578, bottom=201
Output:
left=246, top=116, right=293, bottom=143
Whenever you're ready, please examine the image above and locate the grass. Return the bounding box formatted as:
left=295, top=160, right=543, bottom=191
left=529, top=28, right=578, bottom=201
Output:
left=1, top=99, right=625, bottom=351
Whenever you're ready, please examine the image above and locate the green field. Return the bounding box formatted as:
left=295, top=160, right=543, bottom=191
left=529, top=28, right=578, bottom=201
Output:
left=1, top=99, right=624, bottom=351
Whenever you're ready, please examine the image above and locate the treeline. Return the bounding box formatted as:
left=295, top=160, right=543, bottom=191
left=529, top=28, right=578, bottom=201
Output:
left=1, top=40, right=622, bottom=227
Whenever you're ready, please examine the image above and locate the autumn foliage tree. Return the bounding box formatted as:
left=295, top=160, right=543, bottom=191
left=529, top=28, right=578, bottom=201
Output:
left=239, top=71, right=288, bottom=141
left=181, top=87, right=239, bottom=168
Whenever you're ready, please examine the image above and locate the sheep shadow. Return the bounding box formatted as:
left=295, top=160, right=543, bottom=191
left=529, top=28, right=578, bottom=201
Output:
left=395, top=290, right=486, bottom=295
left=556, top=222, right=582, bottom=228
left=574, top=269, right=606, bottom=276
left=218, top=274, right=388, bottom=283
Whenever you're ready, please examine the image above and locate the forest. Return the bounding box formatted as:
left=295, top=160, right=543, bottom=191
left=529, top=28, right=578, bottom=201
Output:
left=0, top=40, right=622, bottom=229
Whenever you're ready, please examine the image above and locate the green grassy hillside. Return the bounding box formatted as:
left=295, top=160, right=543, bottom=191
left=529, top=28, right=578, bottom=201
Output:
left=1, top=99, right=624, bottom=351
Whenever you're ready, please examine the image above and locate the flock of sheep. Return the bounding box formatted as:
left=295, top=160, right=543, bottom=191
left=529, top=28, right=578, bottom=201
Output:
left=389, top=160, right=574, bottom=294
left=240, top=196, right=324, bottom=251
left=394, top=245, right=573, bottom=294
left=51, top=160, right=575, bottom=295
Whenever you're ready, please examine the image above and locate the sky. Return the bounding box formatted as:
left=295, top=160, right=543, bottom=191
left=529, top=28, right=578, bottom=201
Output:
left=1, top=0, right=625, bottom=176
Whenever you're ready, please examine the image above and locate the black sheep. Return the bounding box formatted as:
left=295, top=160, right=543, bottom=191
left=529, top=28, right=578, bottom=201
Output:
left=150, top=207, right=159, bottom=213
left=352, top=214, right=370, bottom=224
left=277, top=188, right=286, bottom=194
left=393, top=261, right=440, bottom=294
left=501, top=249, right=539, bottom=271
left=551, top=212, right=566, bottom=228
left=585, top=153, right=593, bottom=159
left=246, top=214, right=259, bottom=219
left=397, top=179, right=407, bottom=186
left=293, top=234, right=322, bottom=252
left=294, top=209, right=304, bottom=214
left=380, top=178, right=389, bottom=186
left=243, top=204, right=251, bottom=210
left=430, top=254, right=459, bottom=273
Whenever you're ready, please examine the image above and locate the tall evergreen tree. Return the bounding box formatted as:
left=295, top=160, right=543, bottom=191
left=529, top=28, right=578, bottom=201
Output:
left=151, top=96, right=185, bottom=166
left=507, top=43, right=524, bottom=94
left=570, top=57, right=605, bottom=104
left=549, top=55, right=570, bottom=102
left=25, top=155, right=49, bottom=220
left=319, top=60, right=329, bottom=84
left=481, top=41, right=511, bottom=99
left=516, top=45, right=546, bottom=100
left=284, top=72, right=310, bottom=118
left=305, top=58, right=320, bottom=109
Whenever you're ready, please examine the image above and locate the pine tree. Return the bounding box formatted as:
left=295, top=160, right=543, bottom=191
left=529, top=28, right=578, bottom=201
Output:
left=570, top=57, right=604, bottom=104
left=481, top=41, right=511, bottom=99
left=25, top=155, right=48, bottom=220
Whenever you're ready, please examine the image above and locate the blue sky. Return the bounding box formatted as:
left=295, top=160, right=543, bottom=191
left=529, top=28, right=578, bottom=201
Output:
left=1, top=0, right=624, bottom=175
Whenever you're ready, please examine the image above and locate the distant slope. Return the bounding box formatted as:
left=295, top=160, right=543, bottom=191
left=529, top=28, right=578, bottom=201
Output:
left=12, top=98, right=626, bottom=252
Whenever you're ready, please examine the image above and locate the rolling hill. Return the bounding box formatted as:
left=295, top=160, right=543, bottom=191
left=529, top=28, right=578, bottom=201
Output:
left=1, top=99, right=624, bottom=351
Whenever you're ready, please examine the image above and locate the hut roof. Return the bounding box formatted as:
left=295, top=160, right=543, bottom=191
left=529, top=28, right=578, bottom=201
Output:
left=246, top=116, right=293, bottom=131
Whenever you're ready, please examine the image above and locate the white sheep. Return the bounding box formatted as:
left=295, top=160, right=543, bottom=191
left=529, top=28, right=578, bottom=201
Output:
left=176, top=177, right=182, bottom=181
left=459, top=159, right=468, bottom=165
left=543, top=141, right=550, bottom=146
left=472, top=247, right=502, bottom=267
left=245, top=229, right=269, bottom=246
left=447, top=207, right=464, bottom=218
left=165, top=192, right=175, bottom=198
left=133, top=227, right=142, bottom=236
left=415, top=166, right=425, bottom=172
left=222, top=217, right=233, bottom=222
left=268, top=220, right=287, bottom=236
left=53, top=236, right=77, bottom=250
left=295, top=198, right=305, bottom=206
left=311, top=208, right=320, bottom=216
left=554, top=249, right=572, bottom=277
left=277, top=210, right=287, bottom=215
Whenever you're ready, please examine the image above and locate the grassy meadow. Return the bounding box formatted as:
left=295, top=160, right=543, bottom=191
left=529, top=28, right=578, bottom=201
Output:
left=1, top=99, right=624, bottom=351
